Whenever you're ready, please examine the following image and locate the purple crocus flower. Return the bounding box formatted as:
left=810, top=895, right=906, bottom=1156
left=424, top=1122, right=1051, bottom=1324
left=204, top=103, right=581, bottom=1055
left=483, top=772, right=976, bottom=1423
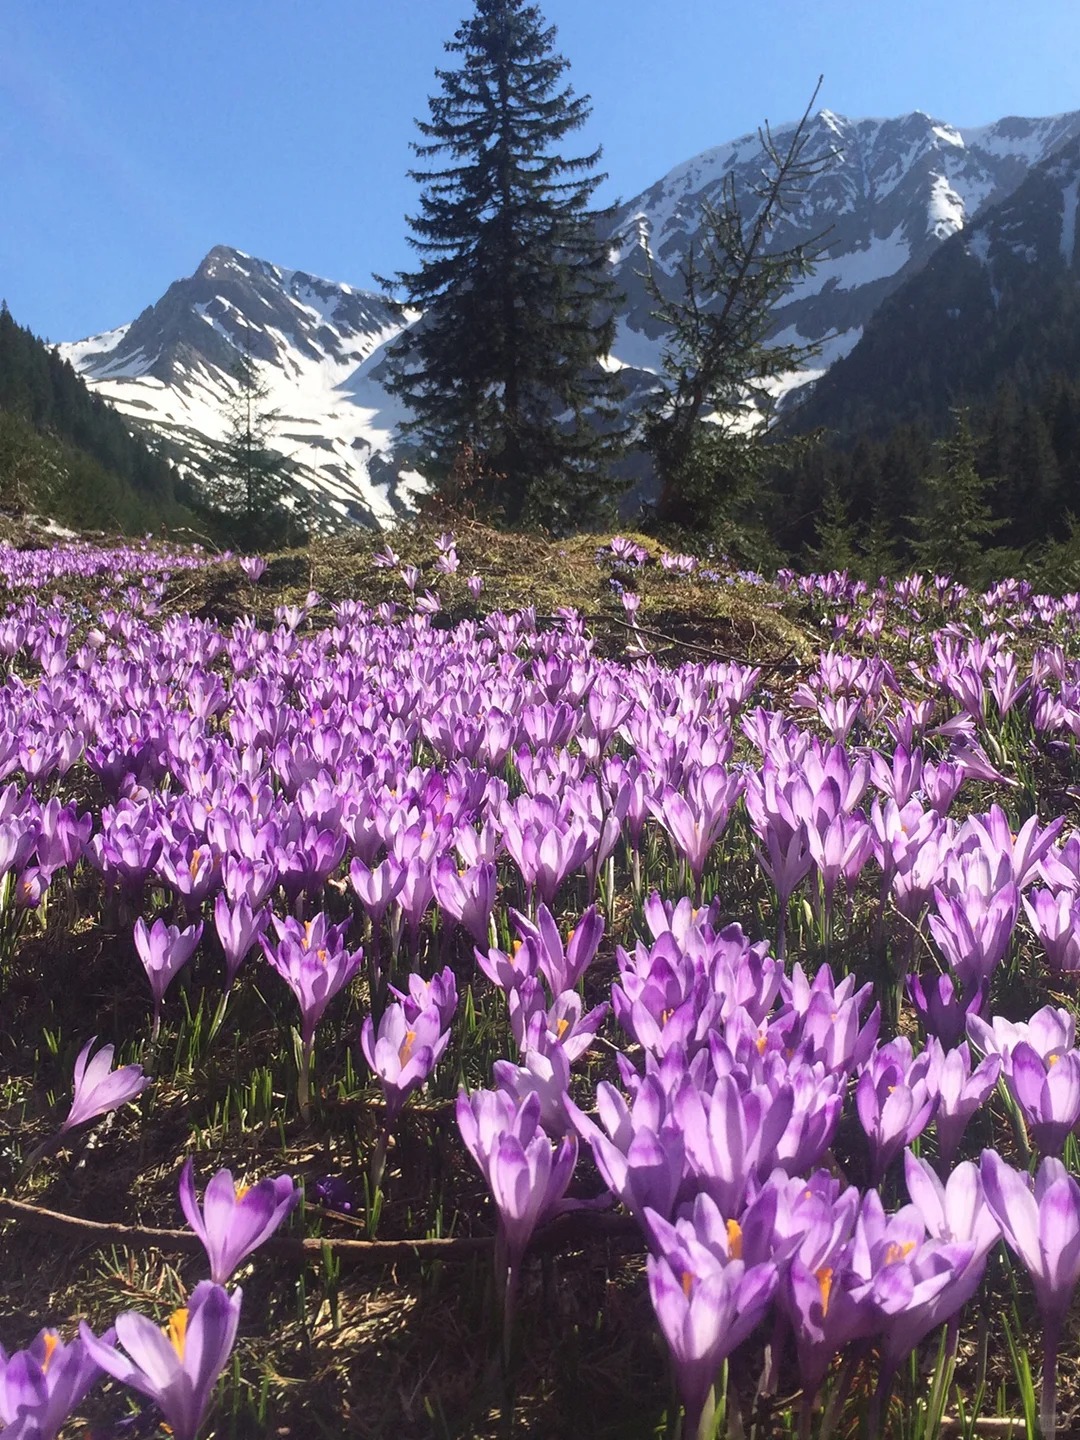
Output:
left=509, top=903, right=604, bottom=995
left=928, top=879, right=1019, bottom=989
left=360, top=1001, right=451, bottom=1124
left=1006, top=1043, right=1080, bottom=1156
left=81, top=1281, right=242, bottom=1440
left=178, top=1159, right=299, bottom=1284
left=904, top=1151, right=1000, bottom=1266
left=567, top=1073, right=687, bottom=1224
left=348, top=856, right=405, bottom=925
left=389, top=966, right=458, bottom=1031
left=771, top=1173, right=872, bottom=1406
left=261, top=913, right=360, bottom=1049
left=432, top=856, right=497, bottom=944
left=967, top=1005, right=1076, bottom=1066
left=648, top=766, right=743, bottom=890
left=1023, top=888, right=1080, bottom=973
left=494, top=1041, right=573, bottom=1137
left=0, top=1326, right=115, bottom=1440
left=507, top=981, right=608, bottom=1064
left=645, top=1194, right=777, bottom=1439
left=854, top=1188, right=979, bottom=1393
left=213, top=893, right=269, bottom=989
left=475, top=936, right=541, bottom=994
left=261, top=912, right=362, bottom=1111
left=133, top=917, right=203, bottom=1039
left=923, top=1040, right=1001, bottom=1167
left=981, top=1150, right=1080, bottom=1437
left=854, top=1039, right=938, bottom=1183
left=238, top=556, right=266, bottom=582
left=907, top=969, right=987, bottom=1049
left=61, top=1036, right=149, bottom=1133
left=456, top=1088, right=576, bottom=1314
left=676, top=1073, right=795, bottom=1215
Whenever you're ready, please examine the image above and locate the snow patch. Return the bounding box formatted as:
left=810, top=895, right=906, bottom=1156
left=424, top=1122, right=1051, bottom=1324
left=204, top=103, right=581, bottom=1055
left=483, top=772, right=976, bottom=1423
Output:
left=781, top=225, right=910, bottom=300
left=927, top=174, right=966, bottom=237
left=967, top=230, right=992, bottom=266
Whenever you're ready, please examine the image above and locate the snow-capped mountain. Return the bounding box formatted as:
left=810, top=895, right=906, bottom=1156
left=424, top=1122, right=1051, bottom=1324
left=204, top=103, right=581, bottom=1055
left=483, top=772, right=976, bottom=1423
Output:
left=604, top=109, right=1080, bottom=400
left=60, top=109, right=1080, bottom=528
left=60, top=246, right=425, bottom=529
left=787, top=133, right=1080, bottom=438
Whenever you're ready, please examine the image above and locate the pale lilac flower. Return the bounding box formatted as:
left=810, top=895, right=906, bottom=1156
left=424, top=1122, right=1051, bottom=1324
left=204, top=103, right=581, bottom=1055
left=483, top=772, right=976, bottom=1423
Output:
left=134, top=917, right=203, bottom=1038
left=81, top=1282, right=241, bottom=1440
left=0, top=1326, right=116, bottom=1440
left=179, top=1159, right=299, bottom=1284
left=61, top=1037, right=149, bottom=1133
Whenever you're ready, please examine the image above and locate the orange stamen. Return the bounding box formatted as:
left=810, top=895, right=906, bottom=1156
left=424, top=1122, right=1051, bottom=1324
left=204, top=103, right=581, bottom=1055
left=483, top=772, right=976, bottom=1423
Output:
left=42, top=1332, right=58, bottom=1372
left=816, top=1267, right=834, bottom=1317
left=165, top=1308, right=188, bottom=1359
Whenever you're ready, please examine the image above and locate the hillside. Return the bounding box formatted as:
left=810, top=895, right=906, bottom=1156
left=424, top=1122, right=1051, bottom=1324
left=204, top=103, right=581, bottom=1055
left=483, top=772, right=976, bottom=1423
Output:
left=0, top=304, right=196, bottom=534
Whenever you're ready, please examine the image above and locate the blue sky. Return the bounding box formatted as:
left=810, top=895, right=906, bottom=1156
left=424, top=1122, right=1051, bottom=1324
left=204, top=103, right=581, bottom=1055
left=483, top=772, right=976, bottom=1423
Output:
left=3, top=0, right=1079, bottom=342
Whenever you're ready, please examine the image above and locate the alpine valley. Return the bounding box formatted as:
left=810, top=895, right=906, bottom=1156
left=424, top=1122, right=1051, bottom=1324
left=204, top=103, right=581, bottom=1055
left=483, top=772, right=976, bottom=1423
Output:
left=58, top=107, right=1080, bottom=530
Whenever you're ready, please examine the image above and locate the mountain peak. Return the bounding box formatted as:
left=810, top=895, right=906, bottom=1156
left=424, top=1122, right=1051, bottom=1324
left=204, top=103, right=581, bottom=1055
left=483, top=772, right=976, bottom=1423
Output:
left=195, top=244, right=254, bottom=279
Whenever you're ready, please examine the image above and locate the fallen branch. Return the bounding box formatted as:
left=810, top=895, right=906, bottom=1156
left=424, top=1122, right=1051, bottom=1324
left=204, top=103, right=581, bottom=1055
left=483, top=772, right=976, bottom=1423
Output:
left=0, top=1193, right=639, bottom=1268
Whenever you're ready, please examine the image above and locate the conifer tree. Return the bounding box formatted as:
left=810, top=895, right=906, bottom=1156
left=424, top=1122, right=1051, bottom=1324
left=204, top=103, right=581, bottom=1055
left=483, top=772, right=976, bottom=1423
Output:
left=381, top=0, right=625, bottom=531
left=201, top=341, right=295, bottom=546
left=910, top=410, right=1002, bottom=582
left=644, top=84, right=833, bottom=535
left=807, top=478, right=858, bottom=572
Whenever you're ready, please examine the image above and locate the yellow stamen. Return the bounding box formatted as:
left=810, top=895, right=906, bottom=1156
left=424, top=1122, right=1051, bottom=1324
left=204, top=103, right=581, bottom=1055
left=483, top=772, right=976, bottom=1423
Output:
left=165, top=1308, right=188, bottom=1360
left=726, top=1219, right=743, bottom=1260
left=681, top=1270, right=694, bottom=1298
left=816, top=1267, right=834, bottom=1317
left=303, top=919, right=315, bottom=949
left=755, top=1035, right=767, bottom=1055
left=884, top=1241, right=915, bottom=1266
left=556, top=1017, right=570, bottom=1040
left=235, top=1184, right=251, bottom=1203
left=42, top=1332, right=58, bottom=1372
left=399, top=1029, right=417, bottom=1065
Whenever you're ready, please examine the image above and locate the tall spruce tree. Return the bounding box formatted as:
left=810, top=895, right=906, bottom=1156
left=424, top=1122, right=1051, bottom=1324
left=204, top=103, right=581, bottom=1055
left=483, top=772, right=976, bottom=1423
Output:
left=381, top=0, right=625, bottom=531
left=200, top=340, right=295, bottom=547
left=910, top=410, right=1002, bottom=583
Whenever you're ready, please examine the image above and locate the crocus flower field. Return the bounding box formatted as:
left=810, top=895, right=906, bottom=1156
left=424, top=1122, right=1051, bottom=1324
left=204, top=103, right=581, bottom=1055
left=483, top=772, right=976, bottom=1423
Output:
left=4, top=527, right=1080, bottom=1438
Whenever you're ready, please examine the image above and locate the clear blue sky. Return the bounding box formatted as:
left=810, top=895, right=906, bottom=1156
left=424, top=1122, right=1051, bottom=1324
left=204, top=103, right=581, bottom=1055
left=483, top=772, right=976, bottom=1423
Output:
left=3, top=0, right=1078, bottom=343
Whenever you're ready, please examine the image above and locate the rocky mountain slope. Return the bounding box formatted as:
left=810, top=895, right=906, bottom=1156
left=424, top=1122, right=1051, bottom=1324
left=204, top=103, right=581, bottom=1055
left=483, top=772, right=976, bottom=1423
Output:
left=787, top=133, right=1080, bottom=438
left=61, top=247, right=424, bottom=530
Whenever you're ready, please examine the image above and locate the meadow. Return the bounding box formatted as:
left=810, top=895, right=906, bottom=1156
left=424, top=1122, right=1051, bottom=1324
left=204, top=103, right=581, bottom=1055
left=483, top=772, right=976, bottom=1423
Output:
left=2, top=520, right=1080, bottom=1439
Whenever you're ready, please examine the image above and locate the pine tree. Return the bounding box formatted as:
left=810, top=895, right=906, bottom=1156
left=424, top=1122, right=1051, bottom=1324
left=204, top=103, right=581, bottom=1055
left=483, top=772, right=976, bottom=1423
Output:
left=380, top=0, right=626, bottom=531
left=643, top=83, right=834, bottom=535
left=910, top=410, right=1002, bottom=583
left=201, top=341, right=295, bottom=546
left=807, top=478, right=858, bottom=572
